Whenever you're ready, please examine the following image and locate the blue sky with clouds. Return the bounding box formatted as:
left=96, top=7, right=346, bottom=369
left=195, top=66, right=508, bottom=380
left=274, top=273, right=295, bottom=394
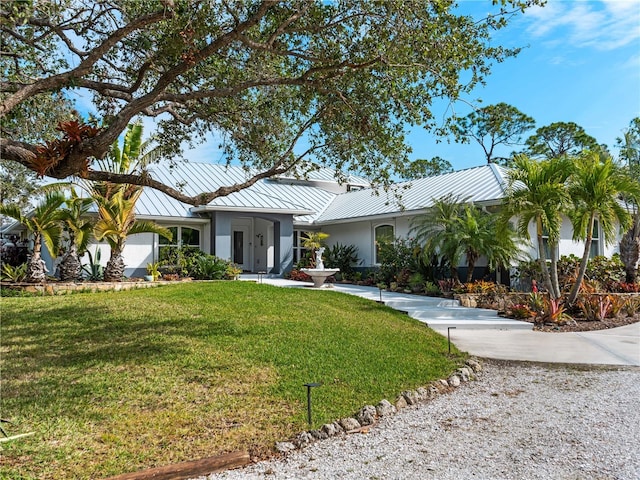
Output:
left=406, top=0, right=640, bottom=170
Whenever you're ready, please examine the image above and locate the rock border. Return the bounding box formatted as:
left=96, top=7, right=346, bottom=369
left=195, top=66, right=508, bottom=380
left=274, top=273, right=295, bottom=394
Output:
left=275, top=358, right=483, bottom=454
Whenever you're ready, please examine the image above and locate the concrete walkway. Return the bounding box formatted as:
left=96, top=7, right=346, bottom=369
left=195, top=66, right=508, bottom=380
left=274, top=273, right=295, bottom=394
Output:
left=241, top=275, right=640, bottom=367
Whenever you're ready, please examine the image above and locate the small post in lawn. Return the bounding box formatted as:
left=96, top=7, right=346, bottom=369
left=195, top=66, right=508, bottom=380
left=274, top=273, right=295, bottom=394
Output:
left=447, top=326, right=456, bottom=354
left=303, top=383, right=322, bottom=426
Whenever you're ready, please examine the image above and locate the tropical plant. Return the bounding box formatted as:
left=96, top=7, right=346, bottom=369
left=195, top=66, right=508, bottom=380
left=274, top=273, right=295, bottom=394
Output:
left=566, top=151, right=640, bottom=304
left=411, top=194, right=520, bottom=283
left=502, top=154, right=574, bottom=299
left=542, top=297, right=572, bottom=324
left=1, top=262, right=27, bottom=282
left=300, top=232, right=330, bottom=267
left=617, top=118, right=640, bottom=283
left=508, top=304, right=534, bottom=319
left=576, top=294, right=613, bottom=322
left=376, top=237, right=422, bottom=285
left=146, top=262, right=161, bottom=281
left=58, top=189, right=95, bottom=281
left=93, top=188, right=172, bottom=282
left=82, top=249, right=104, bottom=281
left=0, top=191, right=66, bottom=282
left=324, top=243, right=360, bottom=278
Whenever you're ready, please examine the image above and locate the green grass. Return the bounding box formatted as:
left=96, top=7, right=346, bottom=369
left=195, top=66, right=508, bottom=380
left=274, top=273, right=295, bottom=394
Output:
left=0, top=282, right=464, bottom=479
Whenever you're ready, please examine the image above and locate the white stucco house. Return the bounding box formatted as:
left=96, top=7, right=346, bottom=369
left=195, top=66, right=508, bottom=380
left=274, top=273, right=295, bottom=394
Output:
left=3, top=161, right=620, bottom=280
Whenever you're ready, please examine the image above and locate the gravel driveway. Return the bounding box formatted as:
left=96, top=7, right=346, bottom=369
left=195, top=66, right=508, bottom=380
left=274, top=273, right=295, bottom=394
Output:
left=203, top=361, right=640, bottom=480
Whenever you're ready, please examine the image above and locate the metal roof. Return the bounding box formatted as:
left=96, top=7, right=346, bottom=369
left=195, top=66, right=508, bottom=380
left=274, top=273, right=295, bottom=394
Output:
left=314, top=164, right=509, bottom=224
left=135, top=162, right=336, bottom=219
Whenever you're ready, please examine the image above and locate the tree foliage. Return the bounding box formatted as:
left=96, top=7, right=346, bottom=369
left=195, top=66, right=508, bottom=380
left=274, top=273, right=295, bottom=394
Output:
left=399, top=157, right=453, bottom=180
left=525, top=121, right=599, bottom=158
left=1, top=0, right=542, bottom=206
left=453, top=102, right=535, bottom=164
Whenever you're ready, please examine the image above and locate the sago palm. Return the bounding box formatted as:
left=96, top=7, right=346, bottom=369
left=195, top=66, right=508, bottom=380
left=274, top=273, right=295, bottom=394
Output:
left=0, top=192, right=65, bottom=282
left=566, top=151, right=640, bottom=304
left=93, top=188, right=172, bottom=282
left=502, top=154, right=574, bottom=299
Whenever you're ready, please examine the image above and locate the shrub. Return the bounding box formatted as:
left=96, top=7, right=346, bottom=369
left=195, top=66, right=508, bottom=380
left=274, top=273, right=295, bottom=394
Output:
left=287, top=269, right=311, bottom=282
left=609, top=282, right=640, bottom=293
left=1, top=262, right=27, bottom=282
left=376, top=237, right=421, bottom=285
left=192, top=255, right=229, bottom=280
left=324, top=244, right=360, bottom=278
left=423, top=281, right=440, bottom=296
left=543, top=297, right=572, bottom=324
left=508, top=304, right=534, bottom=319
left=623, top=297, right=640, bottom=316
left=576, top=294, right=612, bottom=321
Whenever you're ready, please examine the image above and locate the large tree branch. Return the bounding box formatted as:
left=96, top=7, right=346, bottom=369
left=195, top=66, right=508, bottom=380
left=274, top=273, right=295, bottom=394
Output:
left=0, top=9, right=170, bottom=116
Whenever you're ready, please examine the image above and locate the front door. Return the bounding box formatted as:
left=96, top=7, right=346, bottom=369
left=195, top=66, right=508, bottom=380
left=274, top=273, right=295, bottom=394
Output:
left=232, top=226, right=250, bottom=271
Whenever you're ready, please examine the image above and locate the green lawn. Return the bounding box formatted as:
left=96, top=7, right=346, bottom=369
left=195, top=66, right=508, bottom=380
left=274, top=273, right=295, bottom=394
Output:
left=1, top=282, right=464, bottom=479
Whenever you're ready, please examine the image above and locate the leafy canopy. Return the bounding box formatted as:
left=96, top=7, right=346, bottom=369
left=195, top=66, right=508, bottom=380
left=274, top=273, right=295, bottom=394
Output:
left=1, top=0, right=542, bottom=206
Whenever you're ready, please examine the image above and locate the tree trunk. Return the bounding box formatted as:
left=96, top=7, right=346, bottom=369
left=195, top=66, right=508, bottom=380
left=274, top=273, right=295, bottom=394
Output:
left=549, top=241, right=561, bottom=299
left=104, top=248, right=125, bottom=282
left=466, top=252, right=477, bottom=283
left=26, top=233, right=46, bottom=283
left=619, top=213, right=640, bottom=283
left=59, top=243, right=82, bottom=281
left=567, top=216, right=595, bottom=305
left=536, top=231, right=555, bottom=298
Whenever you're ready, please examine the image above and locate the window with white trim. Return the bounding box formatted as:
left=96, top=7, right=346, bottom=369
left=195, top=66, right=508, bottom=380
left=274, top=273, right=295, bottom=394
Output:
left=293, top=230, right=310, bottom=266
left=159, top=226, right=201, bottom=260
left=374, top=224, right=394, bottom=264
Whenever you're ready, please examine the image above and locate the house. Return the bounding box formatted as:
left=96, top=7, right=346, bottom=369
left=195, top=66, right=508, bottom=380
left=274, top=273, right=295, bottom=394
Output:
left=3, top=162, right=619, bottom=279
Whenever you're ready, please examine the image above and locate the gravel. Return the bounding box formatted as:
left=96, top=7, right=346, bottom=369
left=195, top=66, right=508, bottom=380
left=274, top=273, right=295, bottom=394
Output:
left=201, top=361, right=640, bottom=480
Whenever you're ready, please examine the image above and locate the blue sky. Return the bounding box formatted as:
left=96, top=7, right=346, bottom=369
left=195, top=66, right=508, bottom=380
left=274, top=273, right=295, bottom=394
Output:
left=406, top=0, right=640, bottom=170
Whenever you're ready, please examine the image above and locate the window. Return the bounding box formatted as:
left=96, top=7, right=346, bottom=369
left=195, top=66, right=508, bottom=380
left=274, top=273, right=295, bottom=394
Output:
left=374, top=224, right=394, bottom=264
left=293, top=230, right=310, bottom=266
left=159, top=226, right=201, bottom=260
left=589, top=219, right=600, bottom=258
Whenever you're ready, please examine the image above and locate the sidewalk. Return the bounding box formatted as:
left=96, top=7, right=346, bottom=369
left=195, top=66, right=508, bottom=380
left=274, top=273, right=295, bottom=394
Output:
left=241, top=275, right=640, bottom=366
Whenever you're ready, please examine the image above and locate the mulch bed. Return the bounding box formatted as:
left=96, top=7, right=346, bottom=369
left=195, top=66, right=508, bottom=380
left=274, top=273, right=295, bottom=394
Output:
left=518, top=315, right=640, bottom=333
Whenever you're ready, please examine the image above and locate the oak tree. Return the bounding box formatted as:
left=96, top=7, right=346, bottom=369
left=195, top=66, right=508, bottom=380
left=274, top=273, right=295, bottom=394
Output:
left=1, top=0, right=541, bottom=206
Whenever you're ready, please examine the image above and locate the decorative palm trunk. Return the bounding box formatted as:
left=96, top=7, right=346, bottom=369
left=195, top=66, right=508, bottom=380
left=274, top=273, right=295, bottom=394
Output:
left=466, top=252, right=478, bottom=283
left=104, top=249, right=125, bottom=282
left=59, top=243, right=82, bottom=281
left=26, top=234, right=46, bottom=283
left=536, top=232, right=555, bottom=298
left=620, top=215, right=640, bottom=284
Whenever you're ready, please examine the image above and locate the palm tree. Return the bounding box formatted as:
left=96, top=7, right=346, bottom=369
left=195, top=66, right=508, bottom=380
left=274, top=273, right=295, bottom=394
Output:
left=411, top=195, right=521, bottom=282
left=58, top=189, right=95, bottom=281
left=566, top=151, right=640, bottom=304
left=501, top=154, right=574, bottom=299
left=0, top=192, right=65, bottom=282
left=410, top=194, right=465, bottom=280
left=93, top=188, right=172, bottom=282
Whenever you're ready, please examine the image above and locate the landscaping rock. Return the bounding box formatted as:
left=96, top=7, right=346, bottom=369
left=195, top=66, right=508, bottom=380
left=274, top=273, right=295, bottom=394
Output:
left=275, top=441, right=296, bottom=453
left=394, top=395, right=408, bottom=410
left=338, top=417, right=361, bottom=431
left=466, top=358, right=482, bottom=373
left=438, top=379, right=449, bottom=389
left=357, top=405, right=377, bottom=426
left=321, top=423, right=340, bottom=437
left=310, top=429, right=329, bottom=441
left=457, top=367, right=472, bottom=382
left=293, top=431, right=314, bottom=448
left=402, top=390, right=420, bottom=405
left=376, top=399, right=396, bottom=417
left=416, top=387, right=429, bottom=400
left=448, top=374, right=461, bottom=388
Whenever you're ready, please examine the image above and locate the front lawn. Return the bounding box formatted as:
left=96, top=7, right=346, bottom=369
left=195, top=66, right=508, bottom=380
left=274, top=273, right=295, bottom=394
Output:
left=1, top=282, right=463, bottom=479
